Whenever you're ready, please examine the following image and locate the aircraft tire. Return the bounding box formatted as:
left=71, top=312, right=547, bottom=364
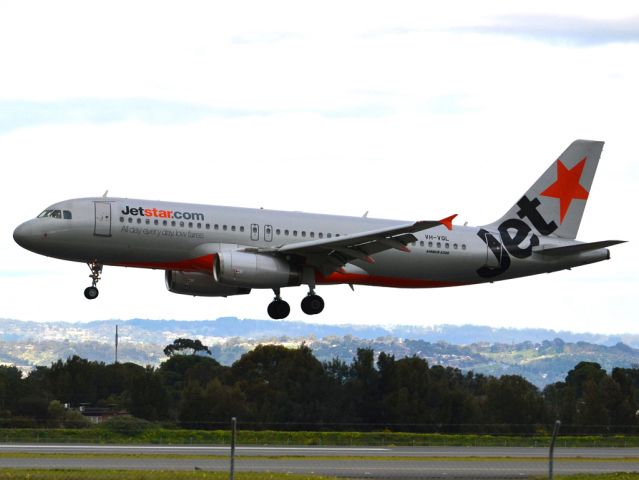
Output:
left=84, top=286, right=99, bottom=300
left=267, top=300, right=290, bottom=319
left=301, top=294, right=324, bottom=315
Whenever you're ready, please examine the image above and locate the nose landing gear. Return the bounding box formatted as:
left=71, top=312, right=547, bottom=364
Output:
left=84, top=261, right=102, bottom=300
left=267, top=288, right=290, bottom=319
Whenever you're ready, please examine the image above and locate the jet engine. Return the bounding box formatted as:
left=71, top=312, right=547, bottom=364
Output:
left=165, top=270, right=251, bottom=297
left=214, top=251, right=302, bottom=288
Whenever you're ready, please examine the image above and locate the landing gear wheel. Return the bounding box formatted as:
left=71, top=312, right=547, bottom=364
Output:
left=85, top=260, right=103, bottom=300
left=84, top=286, right=99, bottom=300
left=267, top=300, right=290, bottom=320
left=301, top=294, right=324, bottom=315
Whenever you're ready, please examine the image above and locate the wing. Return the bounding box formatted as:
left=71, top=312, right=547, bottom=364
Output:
left=248, top=214, right=457, bottom=274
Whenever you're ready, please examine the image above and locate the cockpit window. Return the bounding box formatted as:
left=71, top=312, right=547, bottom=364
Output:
left=38, top=209, right=72, bottom=219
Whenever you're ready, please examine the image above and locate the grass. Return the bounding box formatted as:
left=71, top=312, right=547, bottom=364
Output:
left=0, top=470, right=637, bottom=480
left=0, top=428, right=638, bottom=448
left=0, top=470, right=338, bottom=480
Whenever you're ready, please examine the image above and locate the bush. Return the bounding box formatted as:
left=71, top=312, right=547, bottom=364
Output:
left=99, top=415, right=155, bottom=436
left=64, top=410, right=92, bottom=429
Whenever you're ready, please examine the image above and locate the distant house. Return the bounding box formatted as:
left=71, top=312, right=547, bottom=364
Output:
left=77, top=405, right=123, bottom=424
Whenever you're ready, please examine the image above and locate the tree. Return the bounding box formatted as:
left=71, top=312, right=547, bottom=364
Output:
left=485, top=375, right=544, bottom=429
left=178, top=378, right=247, bottom=428
left=163, top=338, right=212, bottom=357
left=345, top=348, right=381, bottom=423
left=231, top=344, right=329, bottom=424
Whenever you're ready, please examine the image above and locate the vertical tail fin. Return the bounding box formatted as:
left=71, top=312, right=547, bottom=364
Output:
left=484, top=139, right=604, bottom=240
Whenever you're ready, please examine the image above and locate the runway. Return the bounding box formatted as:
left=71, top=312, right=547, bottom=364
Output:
left=0, top=444, right=637, bottom=478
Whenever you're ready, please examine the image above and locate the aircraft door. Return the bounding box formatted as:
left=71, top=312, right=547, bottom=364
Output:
left=264, top=225, right=273, bottom=242
left=94, top=202, right=112, bottom=237
left=250, top=223, right=259, bottom=241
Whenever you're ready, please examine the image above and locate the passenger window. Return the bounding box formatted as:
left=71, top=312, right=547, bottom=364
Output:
left=285, top=229, right=289, bottom=236
left=327, top=233, right=332, bottom=238
left=319, top=233, right=323, bottom=239
left=223, top=225, right=227, bottom=231
left=293, top=230, right=298, bottom=237
left=240, top=226, right=244, bottom=232
left=231, top=225, right=236, bottom=231
left=276, top=229, right=281, bottom=235
left=163, top=220, right=167, bottom=226
left=310, top=232, right=315, bottom=238
left=189, top=222, right=193, bottom=228
left=462, top=244, right=467, bottom=250
left=420, top=241, right=424, bottom=247
left=214, top=224, right=219, bottom=230
left=119, top=217, right=124, bottom=223
left=205, top=223, right=210, bottom=229
left=154, top=219, right=159, bottom=225
left=137, top=218, right=141, bottom=224
left=145, top=219, right=150, bottom=225
left=453, top=243, right=458, bottom=250
left=128, top=217, right=133, bottom=223
left=197, top=223, right=201, bottom=229
left=180, top=221, right=185, bottom=227
left=63, top=210, right=72, bottom=220
left=445, top=243, right=449, bottom=249
left=437, top=242, right=441, bottom=248
left=429, top=241, right=433, bottom=247
left=302, top=231, right=306, bottom=237
left=171, top=221, right=176, bottom=227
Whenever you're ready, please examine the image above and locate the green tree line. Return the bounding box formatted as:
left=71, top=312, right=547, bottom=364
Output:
left=1, top=342, right=638, bottom=434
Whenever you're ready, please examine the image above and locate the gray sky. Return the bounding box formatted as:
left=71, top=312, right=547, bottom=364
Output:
left=1, top=1, right=636, bottom=333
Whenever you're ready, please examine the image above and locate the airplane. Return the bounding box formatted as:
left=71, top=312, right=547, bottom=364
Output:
left=13, top=139, right=625, bottom=319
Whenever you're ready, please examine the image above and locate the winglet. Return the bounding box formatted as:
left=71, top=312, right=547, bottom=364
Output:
left=439, top=214, right=457, bottom=231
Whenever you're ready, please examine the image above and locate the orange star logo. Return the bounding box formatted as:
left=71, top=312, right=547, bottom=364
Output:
left=540, top=157, right=589, bottom=223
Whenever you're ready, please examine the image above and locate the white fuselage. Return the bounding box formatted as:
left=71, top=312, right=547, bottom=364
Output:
left=14, top=197, right=609, bottom=290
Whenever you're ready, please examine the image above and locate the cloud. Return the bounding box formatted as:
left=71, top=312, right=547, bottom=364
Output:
left=231, top=32, right=302, bottom=45
left=457, top=15, right=639, bottom=46
left=0, top=98, right=412, bottom=134
left=0, top=99, right=277, bottom=134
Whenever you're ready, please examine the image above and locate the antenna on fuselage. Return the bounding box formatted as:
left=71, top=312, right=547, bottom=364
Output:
left=362, top=211, right=369, bottom=218
left=102, top=190, right=109, bottom=198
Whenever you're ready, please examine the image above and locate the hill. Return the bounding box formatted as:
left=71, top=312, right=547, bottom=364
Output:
left=1, top=317, right=638, bottom=387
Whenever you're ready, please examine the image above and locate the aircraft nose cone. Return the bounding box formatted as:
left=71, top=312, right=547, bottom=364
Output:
left=13, top=221, right=34, bottom=249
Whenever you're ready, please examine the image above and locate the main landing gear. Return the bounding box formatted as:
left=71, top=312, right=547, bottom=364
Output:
left=84, top=260, right=102, bottom=300
left=267, top=288, right=325, bottom=319
left=301, top=290, right=324, bottom=316
left=267, top=288, right=290, bottom=320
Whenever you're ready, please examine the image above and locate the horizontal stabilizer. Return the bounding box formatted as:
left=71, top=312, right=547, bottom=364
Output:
left=535, top=240, right=626, bottom=256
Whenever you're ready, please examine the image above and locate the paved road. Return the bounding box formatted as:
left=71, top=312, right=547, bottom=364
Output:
left=0, top=444, right=637, bottom=478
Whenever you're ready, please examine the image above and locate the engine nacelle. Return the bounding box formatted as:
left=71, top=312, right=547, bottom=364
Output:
left=214, top=251, right=302, bottom=288
left=165, top=270, right=251, bottom=297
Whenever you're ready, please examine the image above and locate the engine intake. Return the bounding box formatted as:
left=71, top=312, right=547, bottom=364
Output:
left=165, top=270, right=251, bottom=297
left=214, top=251, right=301, bottom=288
